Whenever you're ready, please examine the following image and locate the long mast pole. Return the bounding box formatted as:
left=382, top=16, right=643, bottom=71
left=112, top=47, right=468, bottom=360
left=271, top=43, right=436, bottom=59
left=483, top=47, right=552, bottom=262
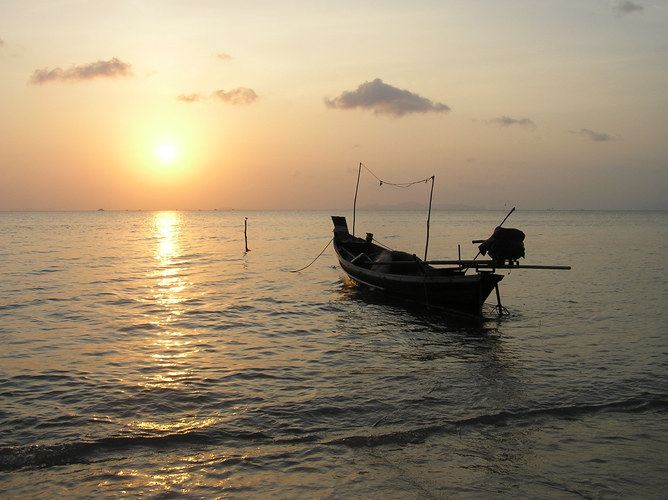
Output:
left=424, top=176, right=435, bottom=261
left=352, top=162, right=362, bottom=236
left=498, top=206, right=516, bottom=227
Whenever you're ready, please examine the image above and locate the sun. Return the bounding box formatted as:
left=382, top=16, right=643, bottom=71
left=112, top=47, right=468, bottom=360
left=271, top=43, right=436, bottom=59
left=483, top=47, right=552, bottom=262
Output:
left=157, top=143, right=177, bottom=165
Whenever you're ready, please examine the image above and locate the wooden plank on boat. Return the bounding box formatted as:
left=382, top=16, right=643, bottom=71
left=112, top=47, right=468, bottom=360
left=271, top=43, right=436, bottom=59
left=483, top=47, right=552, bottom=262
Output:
left=426, top=259, right=570, bottom=270
left=361, top=258, right=570, bottom=270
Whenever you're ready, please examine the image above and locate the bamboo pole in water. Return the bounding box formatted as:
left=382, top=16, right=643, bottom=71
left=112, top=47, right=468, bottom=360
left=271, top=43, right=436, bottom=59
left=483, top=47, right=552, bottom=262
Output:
left=244, top=217, right=250, bottom=252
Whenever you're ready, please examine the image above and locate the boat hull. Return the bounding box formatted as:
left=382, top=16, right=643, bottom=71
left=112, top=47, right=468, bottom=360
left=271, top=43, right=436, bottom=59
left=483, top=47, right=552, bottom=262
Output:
left=332, top=227, right=503, bottom=315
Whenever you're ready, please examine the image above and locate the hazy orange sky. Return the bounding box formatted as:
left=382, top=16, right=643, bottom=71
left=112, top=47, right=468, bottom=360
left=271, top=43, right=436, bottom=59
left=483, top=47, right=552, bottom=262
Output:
left=1, top=1, right=666, bottom=210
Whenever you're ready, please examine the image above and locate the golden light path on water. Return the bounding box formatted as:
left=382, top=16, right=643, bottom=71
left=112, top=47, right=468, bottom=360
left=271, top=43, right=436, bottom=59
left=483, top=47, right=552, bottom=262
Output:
left=114, top=212, right=220, bottom=494
left=147, top=211, right=190, bottom=391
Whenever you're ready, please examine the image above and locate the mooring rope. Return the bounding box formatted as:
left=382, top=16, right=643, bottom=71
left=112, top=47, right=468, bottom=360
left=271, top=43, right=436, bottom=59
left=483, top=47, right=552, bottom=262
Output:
left=289, top=237, right=333, bottom=273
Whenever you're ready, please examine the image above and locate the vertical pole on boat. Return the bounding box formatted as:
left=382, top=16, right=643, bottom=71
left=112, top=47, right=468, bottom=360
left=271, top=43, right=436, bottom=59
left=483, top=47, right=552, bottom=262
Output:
left=352, top=162, right=362, bottom=236
left=424, top=176, right=435, bottom=261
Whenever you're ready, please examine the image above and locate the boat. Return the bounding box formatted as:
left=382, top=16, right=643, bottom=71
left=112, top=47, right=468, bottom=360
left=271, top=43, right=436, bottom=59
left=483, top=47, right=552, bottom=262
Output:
left=332, top=216, right=507, bottom=315
left=330, top=164, right=570, bottom=316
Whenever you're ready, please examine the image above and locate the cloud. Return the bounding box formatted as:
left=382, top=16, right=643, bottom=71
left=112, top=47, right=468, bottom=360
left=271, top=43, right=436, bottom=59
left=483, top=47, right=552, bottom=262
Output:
left=0, top=38, right=5, bottom=47
left=216, top=52, right=233, bottom=61
left=178, top=88, right=259, bottom=105
left=325, top=78, right=450, bottom=117
left=572, top=128, right=613, bottom=142
left=615, top=1, right=643, bottom=15
left=489, top=116, right=535, bottom=128
left=176, top=93, right=205, bottom=103
left=29, top=57, right=133, bottom=85
left=212, top=88, right=259, bottom=105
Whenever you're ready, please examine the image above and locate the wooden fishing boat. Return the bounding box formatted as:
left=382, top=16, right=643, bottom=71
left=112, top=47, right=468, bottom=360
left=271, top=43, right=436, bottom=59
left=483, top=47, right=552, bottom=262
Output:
left=332, top=215, right=570, bottom=316
left=332, top=216, right=505, bottom=315
left=331, top=164, right=570, bottom=316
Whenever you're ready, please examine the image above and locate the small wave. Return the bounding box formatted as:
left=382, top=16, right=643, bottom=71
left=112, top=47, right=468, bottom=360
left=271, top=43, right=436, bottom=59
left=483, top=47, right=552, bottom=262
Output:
left=0, top=441, right=105, bottom=471
left=456, top=396, right=668, bottom=428
left=325, top=395, right=668, bottom=449
left=29, top=267, right=63, bottom=275
left=0, top=302, right=29, bottom=311
left=108, top=298, right=138, bottom=306
left=118, top=322, right=162, bottom=333
left=272, top=434, right=321, bottom=445
left=0, top=428, right=270, bottom=472
left=3, top=396, right=664, bottom=471
left=326, top=425, right=448, bottom=448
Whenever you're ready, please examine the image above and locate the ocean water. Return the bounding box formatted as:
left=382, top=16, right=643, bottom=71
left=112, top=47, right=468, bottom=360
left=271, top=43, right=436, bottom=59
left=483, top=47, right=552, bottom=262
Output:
left=1, top=209, right=666, bottom=498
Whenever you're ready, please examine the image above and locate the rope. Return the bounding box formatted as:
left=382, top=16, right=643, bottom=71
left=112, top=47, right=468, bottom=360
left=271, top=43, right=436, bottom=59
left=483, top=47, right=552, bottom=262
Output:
left=356, top=162, right=435, bottom=262
left=359, top=162, right=433, bottom=188
left=353, top=162, right=435, bottom=255
left=289, top=237, right=333, bottom=273
left=371, top=237, right=394, bottom=252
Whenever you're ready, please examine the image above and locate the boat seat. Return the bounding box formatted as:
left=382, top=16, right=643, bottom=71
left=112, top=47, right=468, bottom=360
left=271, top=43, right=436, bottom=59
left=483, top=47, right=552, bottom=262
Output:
left=351, top=252, right=373, bottom=267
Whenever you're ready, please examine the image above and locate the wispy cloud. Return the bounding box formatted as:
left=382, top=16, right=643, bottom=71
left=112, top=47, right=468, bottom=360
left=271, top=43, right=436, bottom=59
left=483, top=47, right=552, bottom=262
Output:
left=488, top=116, right=535, bottom=128
left=216, top=52, right=233, bottom=62
left=176, top=93, right=205, bottom=103
left=213, top=88, right=258, bottom=105
left=177, top=88, right=259, bottom=105
left=325, top=78, right=450, bottom=117
left=29, top=57, right=133, bottom=85
left=615, top=1, right=643, bottom=15
left=572, top=128, right=613, bottom=142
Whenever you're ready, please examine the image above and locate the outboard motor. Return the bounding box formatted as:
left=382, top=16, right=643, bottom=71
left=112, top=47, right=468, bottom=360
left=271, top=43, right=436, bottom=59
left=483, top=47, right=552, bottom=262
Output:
left=478, top=226, right=525, bottom=264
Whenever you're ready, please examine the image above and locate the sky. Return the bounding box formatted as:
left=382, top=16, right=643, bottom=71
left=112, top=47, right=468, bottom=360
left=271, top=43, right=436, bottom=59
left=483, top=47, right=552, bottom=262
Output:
left=1, top=0, right=666, bottom=210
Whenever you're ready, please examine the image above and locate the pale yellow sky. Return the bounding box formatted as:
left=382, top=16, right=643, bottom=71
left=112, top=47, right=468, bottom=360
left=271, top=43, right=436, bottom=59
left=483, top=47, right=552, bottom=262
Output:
left=1, top=0, right=666, bottom=210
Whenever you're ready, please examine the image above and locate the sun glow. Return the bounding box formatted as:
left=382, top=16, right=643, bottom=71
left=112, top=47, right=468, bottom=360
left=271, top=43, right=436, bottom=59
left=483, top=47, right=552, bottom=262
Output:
left=121, top=115, right=216, bottom=193
left=157, top=143, right=177, bottom=165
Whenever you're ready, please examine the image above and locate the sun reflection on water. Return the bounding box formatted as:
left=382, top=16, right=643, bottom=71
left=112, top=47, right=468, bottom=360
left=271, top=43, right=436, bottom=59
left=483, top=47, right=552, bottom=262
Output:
left=141, top=211, right=197, bottom=391
left=133, top=417, right=219, bottom=433
left=152, top=211, right=188, bottom=321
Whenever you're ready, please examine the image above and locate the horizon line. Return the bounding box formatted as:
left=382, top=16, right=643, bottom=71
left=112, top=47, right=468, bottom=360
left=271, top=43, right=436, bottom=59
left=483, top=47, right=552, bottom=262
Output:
left=1, top=207, right=667, bottom=213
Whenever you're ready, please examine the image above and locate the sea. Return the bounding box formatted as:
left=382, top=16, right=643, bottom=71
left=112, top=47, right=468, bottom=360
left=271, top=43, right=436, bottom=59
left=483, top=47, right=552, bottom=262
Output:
left=1, top=209, right=666, bottom=499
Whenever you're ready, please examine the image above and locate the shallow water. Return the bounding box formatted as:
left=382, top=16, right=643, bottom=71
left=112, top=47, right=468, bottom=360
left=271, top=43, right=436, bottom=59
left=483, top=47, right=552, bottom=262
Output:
left=1, top=210, right=667, bottom=498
